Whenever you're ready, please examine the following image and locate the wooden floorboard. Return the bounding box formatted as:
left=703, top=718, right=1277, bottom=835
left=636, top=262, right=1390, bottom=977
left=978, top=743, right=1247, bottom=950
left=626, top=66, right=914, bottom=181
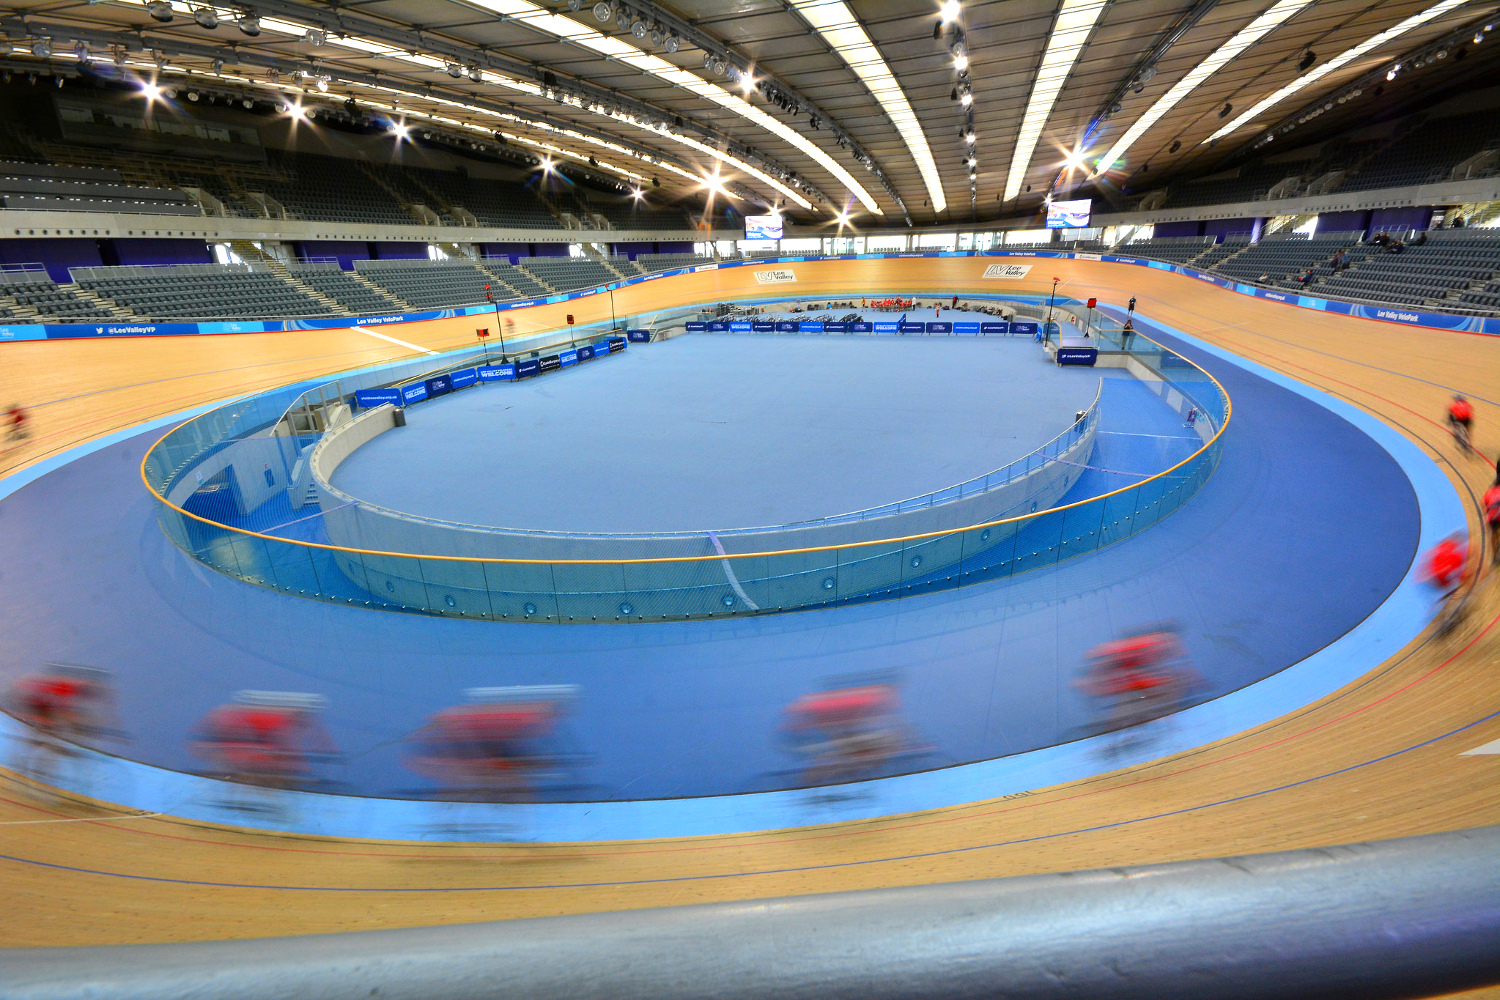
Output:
left=0, top=260, right=1496, bottom=956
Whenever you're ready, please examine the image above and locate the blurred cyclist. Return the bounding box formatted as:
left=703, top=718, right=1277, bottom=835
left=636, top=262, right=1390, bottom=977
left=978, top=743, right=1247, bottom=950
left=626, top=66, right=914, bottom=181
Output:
left=5, top=403, right=29, bottom=443
left=784, top=680, right=923, bottom=786
left=1448, top=394, right=1474, bottom=454
left=7, top=663, right=119, bottom=745
left=1077, top=625, right=1197, bottom=734
left=1485, top=471, right=1500, bottom=566
left=193, top=691, right=337, bottom=788
left=405, top=685, right=578, bottom=800
left=1420, top=533, right=1471, bottom=634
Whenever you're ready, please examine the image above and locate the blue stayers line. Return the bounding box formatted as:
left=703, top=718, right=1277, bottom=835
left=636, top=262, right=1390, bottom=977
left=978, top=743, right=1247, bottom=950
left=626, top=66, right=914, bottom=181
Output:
left=1, top=708, right=1492, bottom=892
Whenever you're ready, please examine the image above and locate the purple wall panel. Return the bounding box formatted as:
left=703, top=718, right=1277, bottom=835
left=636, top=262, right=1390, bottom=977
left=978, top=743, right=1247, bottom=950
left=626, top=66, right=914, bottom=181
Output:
left=1369, top=206, right=1434, bottom=235
left=1203, top=217, right=1259, bottom=242
left=0, top=238, right=104, bottom=283
left=1316, top=210, right=1371, bottom=235
left=1152, top=221, right=1202, bottom=239
left=372, top=242, right=428, bottom=260
left=294, top=241, right=372, bottom=270
left=109, top=238, right=212, bottom=267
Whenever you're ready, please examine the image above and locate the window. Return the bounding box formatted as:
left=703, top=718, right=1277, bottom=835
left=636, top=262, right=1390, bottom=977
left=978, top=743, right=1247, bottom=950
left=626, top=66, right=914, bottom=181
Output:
left=780, top=237, right=821, bottom=252
left=568, top=244, right=585, bottom=257
left=212, top=243, right=244, bottom=266
left=1005, top=229, right=1052, bottom=245
left=918, top=233, right=957, bottom=250
left=427, top=244, right=449, bottom=260
left=866, top=235, right=907, bottom=251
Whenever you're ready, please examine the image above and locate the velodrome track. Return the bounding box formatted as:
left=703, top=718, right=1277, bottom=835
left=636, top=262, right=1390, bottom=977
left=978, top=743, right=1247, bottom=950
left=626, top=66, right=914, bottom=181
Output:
left=0, top=256, right=1497, bottom=955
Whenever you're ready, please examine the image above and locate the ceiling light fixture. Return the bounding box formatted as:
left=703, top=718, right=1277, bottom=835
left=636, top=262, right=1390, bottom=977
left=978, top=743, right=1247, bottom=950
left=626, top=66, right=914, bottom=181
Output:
left=939, top=1, right=961, bottom=24
left=1093, top=0, right=1311, bottom=176
left=787, top=0, right=943, bottom=212
left=238, top=13, right=260, bottom=36
left=1206, top=0, right=1467, bottom=144
left=1002, top=0, right=1108, bottom=201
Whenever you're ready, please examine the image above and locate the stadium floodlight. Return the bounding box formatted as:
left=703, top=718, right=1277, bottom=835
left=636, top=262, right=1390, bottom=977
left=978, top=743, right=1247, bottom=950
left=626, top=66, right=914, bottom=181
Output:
left=940, top=1, right=961, bottom=24
left=1002, top=0, right=1108, bottom=201
left=237, top=13, right=260, bottom=36
left=459, top=0, right=871, bottom=213
left=1205, top=0, right=1467, bottom=144
left=787, top=0, right=944, bottom=213
left=145, top=0, right=173, bottom=22
left=1093, top=0, right=1311, bottom=176
left=139, top=79, right=163, bottom=102
left=193, top=6, right=218, bottom=29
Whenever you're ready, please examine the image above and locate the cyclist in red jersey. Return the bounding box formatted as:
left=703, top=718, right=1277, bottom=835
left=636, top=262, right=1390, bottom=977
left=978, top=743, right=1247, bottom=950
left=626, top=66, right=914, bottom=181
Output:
left=1420, top=533, right=1472, bottom=634
left=193, top=692, right=336, bottom=788
left=783, top=680, right=925, bottom=786
left=5, top=403, right=28, bottom=443
left=1078, top=626, right=1197, bottom=734
left=405, top=685, right=579, bottom=800
left=1448, top=395, right=1474, bottom=454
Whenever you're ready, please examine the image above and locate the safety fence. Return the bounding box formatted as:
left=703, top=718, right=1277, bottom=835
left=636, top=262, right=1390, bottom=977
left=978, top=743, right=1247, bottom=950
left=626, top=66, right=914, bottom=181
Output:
left=141, top=295, right=1228, bottom=622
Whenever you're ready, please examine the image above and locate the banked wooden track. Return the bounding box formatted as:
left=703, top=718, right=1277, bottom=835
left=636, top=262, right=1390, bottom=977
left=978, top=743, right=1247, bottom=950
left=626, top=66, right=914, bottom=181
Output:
left=1, top=258, right=1497, bottom=963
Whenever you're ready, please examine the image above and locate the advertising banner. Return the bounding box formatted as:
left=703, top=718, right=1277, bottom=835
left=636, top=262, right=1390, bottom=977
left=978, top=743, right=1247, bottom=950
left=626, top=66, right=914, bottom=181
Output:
left=954, top=322, right=981, bottom=334
left=401, top=382, right=429, bottom=404
left=1056, top=347, right=1098, bottom=366
left=730, top=321, right=752, bottom=332
left=753, top=269, right=796, bottom=284
left=775, top=320, right=798, bottom=332
left=898, top=322, right=924, bottom=333
left=799, top=321, right=824, bottom=333
left=875, top=322, right=899, bottom=334
left=1011, top=321, right=1039, bottom=336
left=850, top=322, right=874, bottom=333
left=424, top=374, right=453, bottom=398
left=982, top=263, right=1033, bottom=279
left=626, top=329, right=652, bottom=341
left=752, top=320, right=775, bottom=332
left=477, top=364, right=516, bottom=381
left=354, top=387, right=402, bottom=409
left=707, top=320, right=730, bottom=332
left=685, top=321, right=707, bottom=332
left=448, top=368, right=478, bottom=389
left=926, top=322, right=952, bottom=334
left=577, top=345, right=594, bottom=361
left=538, top=354, right=562, bottom=373
left=607, top=337, right=626, bottom=353
left=824, top=322, right=849, bottom=333
left=559, top=349, right=578, bottom=367
left=980, top=322, right=1010, bottom=334
left=516, top=359, right=541, bottom=378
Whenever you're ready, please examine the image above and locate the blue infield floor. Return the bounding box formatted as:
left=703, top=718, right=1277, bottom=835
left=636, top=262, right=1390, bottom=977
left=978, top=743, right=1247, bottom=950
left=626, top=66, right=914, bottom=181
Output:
left=0, top=325, right=1418, bottom=803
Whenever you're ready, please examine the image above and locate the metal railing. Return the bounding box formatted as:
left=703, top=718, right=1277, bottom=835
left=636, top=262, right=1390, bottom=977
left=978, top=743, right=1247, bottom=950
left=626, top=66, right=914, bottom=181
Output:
left=4, top=826, right=1493, bottom=1000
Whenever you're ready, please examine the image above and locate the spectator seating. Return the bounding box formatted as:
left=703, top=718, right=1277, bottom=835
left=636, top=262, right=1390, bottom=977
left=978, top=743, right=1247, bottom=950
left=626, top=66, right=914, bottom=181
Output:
left=1209, top=232, right=1361, bottom=285
left=479, top=260, right=552, bottom=298
left=0, top=269, right=116, bottom=319
left=608, top=256, right=645, bottom=276
left=287, top=263, right=400, bottom=314
left=259, top=150, right=413, bottom=226
left=515, top=256, right=617, bottom=292
left=73, top=264, right=335, bottom=319
left=1118, top=237, right=1215, bottom=265
left=0, top=161, right=199, bottom=216
left=1343, top=110, right=1500, bottom=192
left=353, top=260, right=500, bottom=309
left=1190, top=238, right=1252, bottom=269
left=1317, top=232, right=1500, bottom=307
left=636, top=253, right=716, bottom=273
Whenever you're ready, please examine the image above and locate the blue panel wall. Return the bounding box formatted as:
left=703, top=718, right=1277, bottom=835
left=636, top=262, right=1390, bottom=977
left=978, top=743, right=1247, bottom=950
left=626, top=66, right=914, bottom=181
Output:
left=530, top=243, right=569, bottom=257
left=1153, top=221, right=1203, bottom=239
left=1203, top=217, right=1259, bottom=242
left=0, top=238, right=104, bottom=283
left=294, top=241, right=372, bottom=270
left=107, top=238, right=211, bottom=267
left=1316, top=209, right=1372, bottom=235
left=372, top=242, right=428, bottom=260
left=1370, top=206, right=1434, bottom=235
left=480, top=242, right=530, bottom=263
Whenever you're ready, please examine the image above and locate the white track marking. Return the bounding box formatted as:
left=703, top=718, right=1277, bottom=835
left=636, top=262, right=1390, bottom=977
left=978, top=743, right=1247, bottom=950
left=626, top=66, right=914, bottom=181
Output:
left=1460, top=738, right=1500, bottom=755
left=352, top=326, right=439, bottom=355
left=0, top=812, right=161, bottom=825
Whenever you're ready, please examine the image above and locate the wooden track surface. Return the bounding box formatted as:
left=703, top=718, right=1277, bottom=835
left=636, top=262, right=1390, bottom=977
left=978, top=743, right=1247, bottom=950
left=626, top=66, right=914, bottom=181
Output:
left=1, top=259, right=1498, bottom=956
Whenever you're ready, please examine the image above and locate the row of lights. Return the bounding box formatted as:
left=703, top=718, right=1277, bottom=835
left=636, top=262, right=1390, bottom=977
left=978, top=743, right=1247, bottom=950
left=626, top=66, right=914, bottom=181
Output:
left=937, top=1, right=978, bottom=207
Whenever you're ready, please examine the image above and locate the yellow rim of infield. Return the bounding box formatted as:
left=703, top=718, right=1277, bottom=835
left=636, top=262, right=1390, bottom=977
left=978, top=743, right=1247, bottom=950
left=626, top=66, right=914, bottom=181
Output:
left=140, top=328, right=1231, bottom=566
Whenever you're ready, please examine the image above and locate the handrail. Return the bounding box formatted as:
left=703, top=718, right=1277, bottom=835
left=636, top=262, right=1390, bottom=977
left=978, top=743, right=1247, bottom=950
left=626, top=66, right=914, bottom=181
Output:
left=4, top=826, right=1495, bottom=1000
left=140, top=325, right=1230, bottom=566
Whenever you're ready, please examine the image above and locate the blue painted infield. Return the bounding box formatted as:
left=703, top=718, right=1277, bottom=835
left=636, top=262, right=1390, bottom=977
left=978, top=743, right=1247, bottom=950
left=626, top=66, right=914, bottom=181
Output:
left=332, top=335, right=1109, bottom=532
left=0, top=313, right=1448, bottom=840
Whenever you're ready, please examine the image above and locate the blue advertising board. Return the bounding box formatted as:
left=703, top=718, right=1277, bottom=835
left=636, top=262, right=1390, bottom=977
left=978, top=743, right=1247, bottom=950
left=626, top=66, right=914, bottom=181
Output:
left=824, top=322, right=849, bottom=334
left=401, top=382, right=428, bottom=404
left=926, top=322, right=952, bottom=334
left=1011, top=321, right=1039, bottom=336
left=607, top=337, right=626, bottom=352
left=477, top=364, right=516, bottom=381
left=850, top=322, right=873, bottom=333
left=981, top=322, right=1009, bottom=334
left=685, top=321, right=707, bottom=332
left=775, top=320, right=798, bottom=333
left=1056, top=347, right=1098, bottom=366
left=875, top=322, right=899, bottom=334
left=954, top=322, right=981, bottom=335
left=516, top=358, right=541, bottom=378
left=577, top=345, right=594, bottom=361
left=898, top=322, right=924, bottom=334
left=424, top=374, right=453, bottom=398
left=799, top=321, right=824, bottom=333
left=707, top=320, right=730, bottom=332
left=752, top=321, right=775, bottom=332
left=354, top=387, right=402, bottom=409
left=730, top=321, right=752, bottom=333
left=560, top=349, right=578, bottom=367
left=626, top=329, right=652, bottom=342
left=448, top=368, right=478, bottom=389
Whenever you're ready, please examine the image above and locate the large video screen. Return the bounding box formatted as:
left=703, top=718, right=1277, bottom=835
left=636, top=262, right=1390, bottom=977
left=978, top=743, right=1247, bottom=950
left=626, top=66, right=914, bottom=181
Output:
left=745, top=214, right=784, bottom=240
left=1046, top=198, right=1092, bottom=229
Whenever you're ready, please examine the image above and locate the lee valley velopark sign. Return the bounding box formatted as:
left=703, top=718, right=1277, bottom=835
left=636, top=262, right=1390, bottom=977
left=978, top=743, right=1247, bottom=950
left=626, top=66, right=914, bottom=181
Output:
left=753, top=269, right=797, bottom=284
left=982, top=263, right=1033, bottom=279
